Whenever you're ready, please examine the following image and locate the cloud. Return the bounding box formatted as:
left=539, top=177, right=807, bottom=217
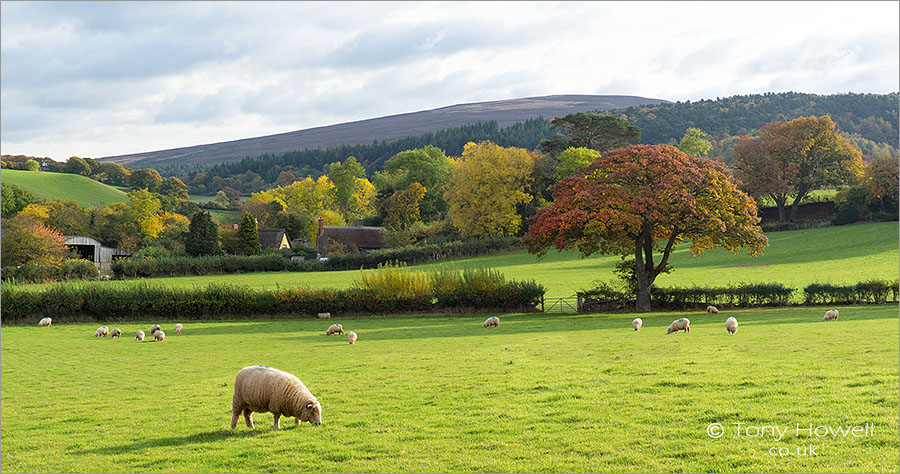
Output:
left=1, top=1, right=897, bottom=161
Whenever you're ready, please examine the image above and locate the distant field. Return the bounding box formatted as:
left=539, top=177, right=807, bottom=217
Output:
left=22, top=222, right=898, bottom=300
left=757, top=189, right=838, bottom=207
left=1, top=169, right=128, bottom=208
left=1, top=306, right=896, bottom=472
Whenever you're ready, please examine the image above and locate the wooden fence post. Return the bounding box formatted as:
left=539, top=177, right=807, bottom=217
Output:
left=541, top=295, right=545, bottom=313
left=577, top=295, right=583, bottom=313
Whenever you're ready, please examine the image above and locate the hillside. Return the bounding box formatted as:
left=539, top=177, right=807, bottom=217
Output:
left=97, top=95, right=669, bottom=168
left=613, top=91, right=899, bottom=161
left=1, top=169, right=128, bottom=208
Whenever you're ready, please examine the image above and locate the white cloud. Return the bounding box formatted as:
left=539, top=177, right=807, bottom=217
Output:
left=1, top=1, right=897, bottom=161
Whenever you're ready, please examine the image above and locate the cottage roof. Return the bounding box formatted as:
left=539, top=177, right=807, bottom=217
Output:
left=258, top=228, right=289, bottom=249
left=317, top=225, right=387, bottom=254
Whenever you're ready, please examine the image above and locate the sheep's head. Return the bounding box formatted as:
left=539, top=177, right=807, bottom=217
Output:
left=302, top=400, right=322, bottom=425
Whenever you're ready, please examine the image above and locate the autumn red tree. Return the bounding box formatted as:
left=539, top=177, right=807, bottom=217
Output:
left=734, top=115, right=862, bottom=223
left=1, top=215, right=68, bottom=267
left=525, top=144, right=768, bottom=311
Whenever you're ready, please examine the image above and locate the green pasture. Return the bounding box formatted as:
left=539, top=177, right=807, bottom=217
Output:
left=756, top=188, right=838, bottom=207
left=26, top=222, right=899, bottom=300
left=1, top=169, right=128, bottom=208
left=1, top=306, right=896, bottom=472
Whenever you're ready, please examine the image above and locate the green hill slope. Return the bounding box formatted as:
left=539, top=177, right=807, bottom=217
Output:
left=1, top=169, right=128, bottom=208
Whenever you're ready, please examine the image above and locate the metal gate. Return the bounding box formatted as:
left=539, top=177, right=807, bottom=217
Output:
left=541, top=296, right=580, bottom=313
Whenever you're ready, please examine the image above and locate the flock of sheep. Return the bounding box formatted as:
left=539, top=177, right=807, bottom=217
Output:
left=35, top=305, right=843, bottom=431
left=631, top=305, right=840, bottom=335
left=84, top=321, right=183, bottom=341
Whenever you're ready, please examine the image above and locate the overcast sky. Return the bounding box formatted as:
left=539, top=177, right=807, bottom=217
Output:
left=1, top=1, right=897, bottom=161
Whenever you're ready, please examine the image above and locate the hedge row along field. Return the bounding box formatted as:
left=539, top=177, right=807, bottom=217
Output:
left=579, top=280, right=900, bottom=311
left=1, top=266, right=545, bottom=323
left=107, top=236, right=523, bottom=278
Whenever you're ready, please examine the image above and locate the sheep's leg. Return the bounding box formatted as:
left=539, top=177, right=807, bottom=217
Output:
left=231, top=407, right=241, bottom=429
left=273, top=414, right=281, bottom=430
left=295, top=417, right=301, bottom=426
left=244, top=409, right=254, bottom=428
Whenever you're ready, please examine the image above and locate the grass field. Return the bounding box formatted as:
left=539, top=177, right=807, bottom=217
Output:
left=1, top=169, right=128, bottom=208
left=1, top=305, right=896, bottom=472
left=26, top=222, right=898, bottom=300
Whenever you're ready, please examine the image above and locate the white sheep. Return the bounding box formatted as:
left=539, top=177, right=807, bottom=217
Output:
left=94, top=326, right=109, bottom=337
left=483, top=316, right=499, bottom=328
left=175, top=323, right=183, bottom=335
left=706, top=305, right=719, bottom=314
left=325, top=324, right=343, bottom=336
left=824, top=309, right=839, bottom=321
left=110, top=328, right=122, bottom=339
left=98, top=275, right=111, bottom=281
left=725, top=317, right=738, bottom=334
left=136, top=330, right=145, bottom=342
left=666, top=318, right=690, bottom=334
left=149, top=324, right=161, bottom=335
left=154, top=330, right=166, bottom=342
left=347, top=331, right=357, bottom=345
left=231, top=365, right=322, bottom=430
left=316, top=312, right=331, bottom=319
left=632, top=318, right=642, bottom=331
left=38, top=317, right=52, bottom=327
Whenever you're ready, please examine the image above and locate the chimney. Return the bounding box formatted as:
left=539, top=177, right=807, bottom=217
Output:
left=357, top=217, right=364, bottom=226
left=317, top=217, right=324, bottom=236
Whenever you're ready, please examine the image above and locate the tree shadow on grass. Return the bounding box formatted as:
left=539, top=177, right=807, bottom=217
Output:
left=70, top=428, right=275, bottom=456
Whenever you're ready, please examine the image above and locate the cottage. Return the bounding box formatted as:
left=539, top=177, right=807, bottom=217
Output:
left=258, top=228, right=291, bottom=250
left=316, top=217, right=387, bottom=257
left=63, top=236, right=131, bottom=270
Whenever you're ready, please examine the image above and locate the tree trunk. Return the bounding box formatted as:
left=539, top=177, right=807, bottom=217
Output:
left=788, top=190, right=808, bottom=223
left=772, top=193, right=788, bottom=223
left=633, top=230, right=654, bottom=312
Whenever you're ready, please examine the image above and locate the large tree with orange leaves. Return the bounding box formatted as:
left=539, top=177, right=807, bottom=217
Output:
left=734, top=115, right=862, bottom=223
left=525, top=144, right=767, bottom=311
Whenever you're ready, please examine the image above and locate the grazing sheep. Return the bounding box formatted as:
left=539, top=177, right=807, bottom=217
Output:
left=706, top=305, right=719, bottom=315
left=175, top=323, right=183, bottom=335
left=154, top=330, right=166, bottom=342
left=824, top=309, right=839, bottom=321
left=110, top=328, right=122, bottom=339
left=325, top=324, right=343, bottom=336
left=483, top=316, right=499, bottom=328
left=725, top=317, right=738, bottom=334
left=98, top=275, right=111, bottom=281
left=94, top=326, right=109, bottom=337
left=38, top=317, right=52, bottom=327
left=136, top=330, right=145, bottom=342
left=632, top=318, right=643, bottom=331
left=231, top=365, right=322, bottom=430
left=666, top=318, right=690, bottom=334
left=347, top=331, right=357, bottom=345
left=317, top=312, right=331, bottom=319
left=149, top=324, right=161, bottom=335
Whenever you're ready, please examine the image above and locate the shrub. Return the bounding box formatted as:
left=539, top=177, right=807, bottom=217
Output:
left=3, top=268, right=546, bottom=323
left=831, top=206, right=859, bottom=226
left=0, top=258, right=98, bottom=284
left=803, top=279, right=899, bottom=305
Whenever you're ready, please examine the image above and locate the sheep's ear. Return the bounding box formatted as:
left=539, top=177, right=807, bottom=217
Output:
left=306, top=403, right=313, bottom=409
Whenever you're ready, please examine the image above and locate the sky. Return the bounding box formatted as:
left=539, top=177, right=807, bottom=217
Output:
left=1, top=1, right=898, bottom=161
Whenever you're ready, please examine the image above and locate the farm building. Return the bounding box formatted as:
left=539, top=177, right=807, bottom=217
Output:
left=316, top=217, right=387, bottom=257
left=258, top=228, right=291, bottom=250
left=63, top=236, right=131, bottom=270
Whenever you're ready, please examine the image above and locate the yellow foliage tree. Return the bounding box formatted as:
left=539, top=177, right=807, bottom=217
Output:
left=445, top=141, right=534, bottom=237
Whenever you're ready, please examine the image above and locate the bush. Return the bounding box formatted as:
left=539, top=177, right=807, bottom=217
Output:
left=0, top=258, right=98, bottom=284
left=2, top=268, right=546, bottom=323
left=803, top=279, right=899, bottom=305
left=831, top=205, right=859, bottom=226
